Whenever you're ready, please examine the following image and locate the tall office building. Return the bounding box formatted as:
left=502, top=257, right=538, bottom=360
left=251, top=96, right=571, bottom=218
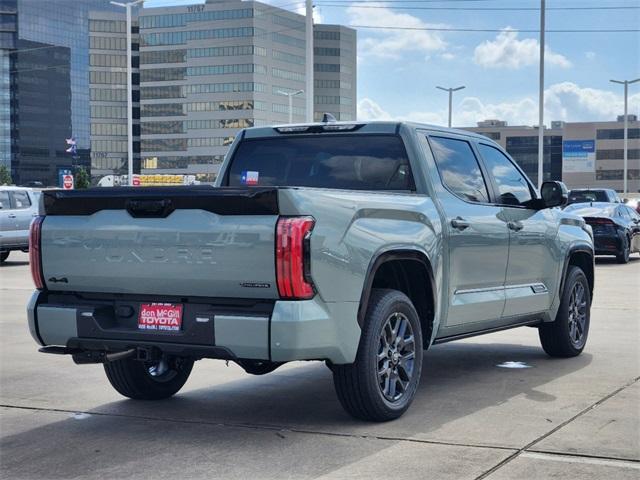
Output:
left=313, top=24, right=356, bottom=122
left=89, top=11, right=140, bottom=180
left=1, top=0, right=122, bottom=185
left=137, top=0, right=357, bottom=182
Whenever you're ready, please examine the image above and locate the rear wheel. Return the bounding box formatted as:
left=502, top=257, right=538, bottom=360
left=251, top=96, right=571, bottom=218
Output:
left=104, top=355, right=194, bottom=400
left=539, top=266, right=590, bottom=357
left=0, top=251, right=9, bottom=263
left=616, top=236, right=630, bottom=264
left=333, top=289, right=423, bottom=422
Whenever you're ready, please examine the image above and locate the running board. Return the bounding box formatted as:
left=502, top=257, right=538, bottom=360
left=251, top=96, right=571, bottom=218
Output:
left=432, top=319, right=542, bottom=345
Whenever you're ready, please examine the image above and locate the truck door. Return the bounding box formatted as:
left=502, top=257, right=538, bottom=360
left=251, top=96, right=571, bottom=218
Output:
left=476, top=143, right=558, bottom=318
left=426, top=135, right=510, bottom=328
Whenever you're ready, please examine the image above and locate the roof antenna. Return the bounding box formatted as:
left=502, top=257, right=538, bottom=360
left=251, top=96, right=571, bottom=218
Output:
left=321, top=113, right=337, bottom=123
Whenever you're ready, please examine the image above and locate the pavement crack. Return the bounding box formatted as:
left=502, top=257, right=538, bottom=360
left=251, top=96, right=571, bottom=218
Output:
left=474, top=376, right=640, bottom=479
left=0, top=402, right=517, bottom=453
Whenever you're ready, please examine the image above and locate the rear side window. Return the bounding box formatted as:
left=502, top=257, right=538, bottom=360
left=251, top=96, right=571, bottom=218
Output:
left=0, top=191, right=9, bottom=209
left=477, top=144, right=533, bottom=206
left=226, top=135, right=415, bottom=191
left=10, top=191, right=31, bottom=209
left=429, top=136, right=489, bottom=203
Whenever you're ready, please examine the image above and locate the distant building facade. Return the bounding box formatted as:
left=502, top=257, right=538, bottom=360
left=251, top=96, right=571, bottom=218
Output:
left=89, top=11, right=140, bottom=180
left=467, top=118, right=640, bottom=193
left=466, top=121, right=563, bottom=186
left=136, top=0, right=356, bottom=182
left=2, top=0, right=122, bottom=186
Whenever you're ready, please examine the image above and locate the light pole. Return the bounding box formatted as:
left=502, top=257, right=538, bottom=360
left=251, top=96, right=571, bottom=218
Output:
left=610, top=78, right=640, bottom=196
left=277, top=90, right=304, bottom=123
left=436, top=86, right=465, bottom=128
left=110, top=0, right=143, bottom=186
left=305, top=0, right=314, bottom=122
left=537, top=0, right=545, bottom=189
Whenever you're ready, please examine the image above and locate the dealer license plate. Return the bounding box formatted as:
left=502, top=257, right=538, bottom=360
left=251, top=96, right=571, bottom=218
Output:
left=138, top=303, right=183, bottom=332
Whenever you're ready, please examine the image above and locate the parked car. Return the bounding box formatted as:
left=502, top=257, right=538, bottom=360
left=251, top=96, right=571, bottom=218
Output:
left=566, top=188, right=622, bottom=206
left=0, top=187, right=40, bottom=263
left=564, top=202, right=640, bottom=263
left=27, top=121, right=594, bottom=421
left=624, top=197, right=640, bottom=215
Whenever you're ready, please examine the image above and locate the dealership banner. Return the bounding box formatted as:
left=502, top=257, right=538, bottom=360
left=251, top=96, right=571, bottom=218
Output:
left=562, top=140, right=595, bottom=173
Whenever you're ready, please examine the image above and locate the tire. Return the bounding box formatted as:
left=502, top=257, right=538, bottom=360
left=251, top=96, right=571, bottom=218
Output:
left=616, top=236, right=630, bottom=264
left=104, top=355, right=194, bottom=400
left=0, top=251, right=9, bottom=263
left=236, top=359, right=282, bottom=375
left=539, top=265, right=591, bottom=357
left=332, top=289, right=423, bottom=422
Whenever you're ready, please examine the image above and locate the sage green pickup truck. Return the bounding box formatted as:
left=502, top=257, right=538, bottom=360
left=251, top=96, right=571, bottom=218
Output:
left=27, top=121, right=594, bottom=421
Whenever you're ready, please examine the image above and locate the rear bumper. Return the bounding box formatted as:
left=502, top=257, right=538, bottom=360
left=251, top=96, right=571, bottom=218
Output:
left=593, top=233, right=623, bottom=255
left=27, top=291, right=360, bottom=364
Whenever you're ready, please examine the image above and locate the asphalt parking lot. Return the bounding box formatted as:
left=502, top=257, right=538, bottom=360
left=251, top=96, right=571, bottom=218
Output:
left=0, top=251, right=638, bottom=479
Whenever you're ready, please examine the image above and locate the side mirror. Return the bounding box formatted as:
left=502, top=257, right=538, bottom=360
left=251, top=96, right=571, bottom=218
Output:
left=540, top=181, right=568, bottom=209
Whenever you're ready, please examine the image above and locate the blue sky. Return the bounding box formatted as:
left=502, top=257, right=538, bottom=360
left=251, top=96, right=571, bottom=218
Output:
left=146, top=0, right=640, bottom=127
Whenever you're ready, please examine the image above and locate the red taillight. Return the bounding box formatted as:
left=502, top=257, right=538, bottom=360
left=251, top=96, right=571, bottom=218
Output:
left=29, top=216, right=45, bottom=290
left=276, top=216, right=315, bottom=300
left=585, top=217, right=614, bottom=226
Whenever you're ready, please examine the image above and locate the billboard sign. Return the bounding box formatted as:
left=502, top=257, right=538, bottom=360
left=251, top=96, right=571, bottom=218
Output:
left=562, top=140, right=595, bottom=173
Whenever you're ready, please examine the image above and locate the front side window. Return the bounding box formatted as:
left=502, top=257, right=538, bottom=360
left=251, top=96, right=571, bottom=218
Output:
left=10, top=190, right=31, bottom=209
left=0, top=191, right=9, bottom=209
left=227, top=135, right=414, bottom=191
left=478, top=144, right=533, bottom=206
left=429, top=136, right=489, bottom=203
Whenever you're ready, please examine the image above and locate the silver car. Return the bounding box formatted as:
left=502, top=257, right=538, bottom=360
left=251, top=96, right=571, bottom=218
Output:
left=0, top=187, right=40, bottom=263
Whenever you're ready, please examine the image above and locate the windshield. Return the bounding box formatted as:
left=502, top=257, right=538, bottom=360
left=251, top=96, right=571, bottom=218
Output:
left=567, top=190, right=608, bottom=204
left=226, top=135, right=415, bottom=191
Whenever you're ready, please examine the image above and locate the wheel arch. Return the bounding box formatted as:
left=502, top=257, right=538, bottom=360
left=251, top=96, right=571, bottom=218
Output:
left=561, top=246, right=594, bottom=300
left=358, top=249, right=436, bottom=349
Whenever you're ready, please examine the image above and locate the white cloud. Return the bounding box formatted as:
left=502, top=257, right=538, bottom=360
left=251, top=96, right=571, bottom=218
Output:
left=347, top=5, right=447, bottom=60
left=358, top=83, right=640, bottom=126
left=474, top=28, right=571, bottom=69
left=440, top=52, right=456, bottom=61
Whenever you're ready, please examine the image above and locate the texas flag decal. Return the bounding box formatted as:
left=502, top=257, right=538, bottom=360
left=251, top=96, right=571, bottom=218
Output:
left=241, top=170, right=259, bottom=185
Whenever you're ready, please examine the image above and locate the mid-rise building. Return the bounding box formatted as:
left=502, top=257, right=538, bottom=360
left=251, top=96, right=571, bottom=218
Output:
left=136, top=0, right=356, bottom=182
left=467, top=117, right=640, bottom=193
left=89, top=11, right=140, bottom=180
left=466, top=122, right=563, bottom=186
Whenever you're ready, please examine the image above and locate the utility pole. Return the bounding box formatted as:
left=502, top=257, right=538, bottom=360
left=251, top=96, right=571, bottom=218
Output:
left=610, top=78, right=640, bottom=196
left=436, top=86, right=465, bottom=128
left=277, top=90, right=304, bottom=123
left=305, top=0, right=314, bottom=122
left=110, top=0, right=143, bottom=186
left=537, top=0, right=545, bottom=189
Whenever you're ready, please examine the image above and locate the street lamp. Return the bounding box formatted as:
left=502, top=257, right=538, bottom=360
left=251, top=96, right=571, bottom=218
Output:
left=436, top=86, right=465, bottom=128
left=277, top=89, right=304, bottom=123
left=610, top=78, right=640, bottom=196
left=110, top=0, right=144, bottom=186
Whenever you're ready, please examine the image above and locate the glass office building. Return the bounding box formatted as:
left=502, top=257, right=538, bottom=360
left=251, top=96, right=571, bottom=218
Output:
left=3, top=0, right=123, bottom=185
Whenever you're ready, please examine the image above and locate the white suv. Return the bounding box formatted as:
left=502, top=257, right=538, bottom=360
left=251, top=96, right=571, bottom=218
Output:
left=0, top=187, right=40, bottom=263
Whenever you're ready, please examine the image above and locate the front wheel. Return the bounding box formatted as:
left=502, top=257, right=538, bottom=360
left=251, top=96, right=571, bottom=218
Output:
left=539, top=265, right=590, bottom=357
left=104, top=355, right=194, bottom=400
left=332, top=289, right=423, bottom=422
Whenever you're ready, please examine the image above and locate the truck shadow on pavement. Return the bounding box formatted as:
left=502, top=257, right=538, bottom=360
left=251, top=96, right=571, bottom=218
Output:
left=0, top=341, right=594, bottom=478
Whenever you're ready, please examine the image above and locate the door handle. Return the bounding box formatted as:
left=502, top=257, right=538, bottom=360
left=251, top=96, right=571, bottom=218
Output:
left=507, top=221, right=524, bottom=232
left=7, top=214, right=16, bottom=219
left=451, top=217, right=470, bottom=231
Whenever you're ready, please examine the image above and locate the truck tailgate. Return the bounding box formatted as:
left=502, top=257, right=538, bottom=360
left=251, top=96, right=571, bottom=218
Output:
left=39, top=187, right=280, bottom=298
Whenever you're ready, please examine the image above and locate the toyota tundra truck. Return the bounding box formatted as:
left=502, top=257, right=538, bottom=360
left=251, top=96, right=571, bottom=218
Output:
left=27, top=121, right=594, bottom=421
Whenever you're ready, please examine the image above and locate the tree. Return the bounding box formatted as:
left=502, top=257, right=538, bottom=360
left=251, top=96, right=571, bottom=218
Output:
left=0, top=165, right=12, bottom=186
left=74, top=166, right=91, bottom=189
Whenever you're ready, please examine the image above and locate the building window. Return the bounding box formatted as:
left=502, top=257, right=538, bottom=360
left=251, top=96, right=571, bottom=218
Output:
left=89, top=19, right=126, bottom=33
left=90, top=88, right=127, bottom=102
left=186, top=64, right=265, bottom=76
left=141, top=121, right=185, bottom=135
left=596, top=148, right=640, bottom=160
left=272, top=50, right=305, bottom=65
left=188, top=45, right=258, bottom=58
left=90, top=71, right=127, bottom=85
left=141, top=27, right=255, bottom=46
left=90, top=105, right=128, bottom=119
left=596, top=169, right=640, bottom=180
left=186, top=118, right=254, bottom=130
left=272, top=103, right=305, bottom=116
left=140, top=85, right=185, bottom=100
left=186, top=100, right=256, bottom=112
left=140, top=49, right=187, bottom=64
left=139, top=9, right=253, bottom=29
left=314, top=30, right=340, bottom=40
left=91, top=139, right=127, bottom=153
left=141, top=138, right=188, bottom=151
left=90, top=53, right=127, bottom=68
left=272, top=32, right=304, bottom=49
left=187, top=137, right=235, bottom=148
left=314, top=47, right=341, bottom=56
left=90, top=36, right=127, bottom=51
left=596, top=128, right=640, bottom=140
left=140, top=67, right=186, bottom=82
left=185, top=82, right=265, bottom=95
left=140, top=103, right=185, bottom=117
left=91, top=123, right=128, bottom=136
left=315, top=95, right=351, bottom=105
left=314, top=79, right=351, bottom=90
left=272, top=67, right=304, bottom=82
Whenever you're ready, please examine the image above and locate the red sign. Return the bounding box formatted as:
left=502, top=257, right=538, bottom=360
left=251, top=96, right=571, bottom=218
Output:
left=138, top=303, right=183, bottom=331
left=132, top=175, right=141, bottom=186
left=63, top=174, right=74, bottom=190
